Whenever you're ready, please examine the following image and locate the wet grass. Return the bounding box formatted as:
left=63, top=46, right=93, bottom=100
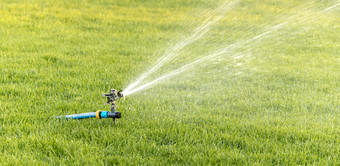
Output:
left=0, top=0, right=339, bottom=165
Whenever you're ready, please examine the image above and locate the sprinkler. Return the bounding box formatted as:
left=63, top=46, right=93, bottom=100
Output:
left=56, top=89, right=124, bottom=123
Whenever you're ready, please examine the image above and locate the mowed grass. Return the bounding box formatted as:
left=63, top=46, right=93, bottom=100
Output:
left=0, top=0, right=339, bottom=165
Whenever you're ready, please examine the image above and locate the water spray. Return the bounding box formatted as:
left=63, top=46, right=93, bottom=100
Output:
left=124, top=2, right=340, bottom=97
left=56, top=89, right=124, bottom=123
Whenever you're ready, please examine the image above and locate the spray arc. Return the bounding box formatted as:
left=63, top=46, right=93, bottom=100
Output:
left=56, top=89, right=124, bottom=123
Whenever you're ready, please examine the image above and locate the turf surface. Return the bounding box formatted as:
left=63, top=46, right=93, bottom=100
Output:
left=0, top=0, right=339, bottom=165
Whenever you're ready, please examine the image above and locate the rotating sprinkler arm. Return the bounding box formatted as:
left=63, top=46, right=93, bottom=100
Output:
left=102, top=89, right=124, bottom=104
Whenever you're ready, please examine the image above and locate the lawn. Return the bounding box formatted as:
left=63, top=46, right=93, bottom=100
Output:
left=0, top=0, right=339, bottom=165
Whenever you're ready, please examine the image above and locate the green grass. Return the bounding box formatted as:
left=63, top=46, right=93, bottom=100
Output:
left=0, top=0, right=339, bottom=165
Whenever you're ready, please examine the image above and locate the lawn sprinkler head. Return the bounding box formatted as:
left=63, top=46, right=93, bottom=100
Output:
left=101, top=89, right=124, bottom=122
left=56, top=88, right=124, bottom=123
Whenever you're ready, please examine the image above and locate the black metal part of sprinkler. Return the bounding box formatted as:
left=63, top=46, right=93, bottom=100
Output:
left=102, top=89, right=124, bottom=122
left=56, top=89, right=124, bottom=123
